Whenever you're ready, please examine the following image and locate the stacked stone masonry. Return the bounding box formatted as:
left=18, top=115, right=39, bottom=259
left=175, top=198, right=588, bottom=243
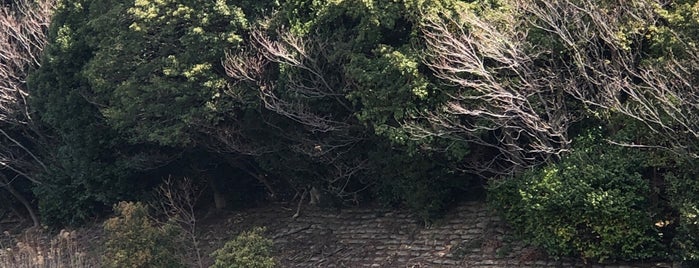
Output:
left=248, top=201, right=678, bottom=267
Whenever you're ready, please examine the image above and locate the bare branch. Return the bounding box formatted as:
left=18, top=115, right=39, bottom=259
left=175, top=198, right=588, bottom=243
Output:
left=416, top=8, right=571, bottom=175
left=520, top=0, right=699, bottom=155
left=0, top=0, right=55, bottom=210
left=223, top=28, right=352, bottom=133
left=0, top=0, right=55, bottom=124
left=222, top=27, right=369, bottom=199
left=155, top=177, right=205, bottom=268
left=413, top=0, right=699, bottom=176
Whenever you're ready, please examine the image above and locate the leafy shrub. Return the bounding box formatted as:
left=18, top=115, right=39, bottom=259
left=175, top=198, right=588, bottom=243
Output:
left=102, top=201, right=184, bottom=268
left=488, top=131, right=664, bottom=262
left=210, top=227, right=275, bottom=268
left=666, top=166, right=699, bottom=262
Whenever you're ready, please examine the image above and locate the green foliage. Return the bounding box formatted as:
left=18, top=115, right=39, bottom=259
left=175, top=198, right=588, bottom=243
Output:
left=346, top=44, right=435, bottom=146
left=282, top=0, right=451, bottom=147
left=28, top=0, right=143, bottom=226
left=210, top=227, right=276, bottom=268
left=83, top=0, right=259, bottom=146
left=666, top=162, right=699, bottom=261
left=102, top=201, right=184, bottom=268
left=603, top=115, right=699, bottom=261
left=577, top=116, right=699, bottom=262
left=647, top=0, right=699, bottom=59
left=488, top=130, right=664, bottom=262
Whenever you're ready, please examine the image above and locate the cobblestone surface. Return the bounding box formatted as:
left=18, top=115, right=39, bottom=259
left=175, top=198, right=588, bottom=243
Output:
left=264, top=201, right=678, bottom=267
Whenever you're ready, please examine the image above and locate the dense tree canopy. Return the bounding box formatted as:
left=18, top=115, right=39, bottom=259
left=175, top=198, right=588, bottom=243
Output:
left=0, top=0, right=697, bottom=262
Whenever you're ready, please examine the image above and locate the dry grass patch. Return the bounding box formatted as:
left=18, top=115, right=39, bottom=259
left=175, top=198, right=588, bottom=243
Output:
left=0, top=228, right=97, bottom=268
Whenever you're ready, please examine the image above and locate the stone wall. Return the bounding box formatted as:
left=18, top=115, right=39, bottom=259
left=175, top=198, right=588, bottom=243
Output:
left=261, top=201, right=677, bottom=267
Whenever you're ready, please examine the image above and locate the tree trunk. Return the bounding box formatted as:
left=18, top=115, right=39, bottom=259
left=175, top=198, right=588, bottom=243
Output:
left=1, top=175, right=40, bottom=227
left=209, top=179, right=227, bottom=210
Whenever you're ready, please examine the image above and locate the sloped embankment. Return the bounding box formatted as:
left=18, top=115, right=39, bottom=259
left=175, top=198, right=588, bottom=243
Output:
left=200, top=201, right=676, bottom=267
